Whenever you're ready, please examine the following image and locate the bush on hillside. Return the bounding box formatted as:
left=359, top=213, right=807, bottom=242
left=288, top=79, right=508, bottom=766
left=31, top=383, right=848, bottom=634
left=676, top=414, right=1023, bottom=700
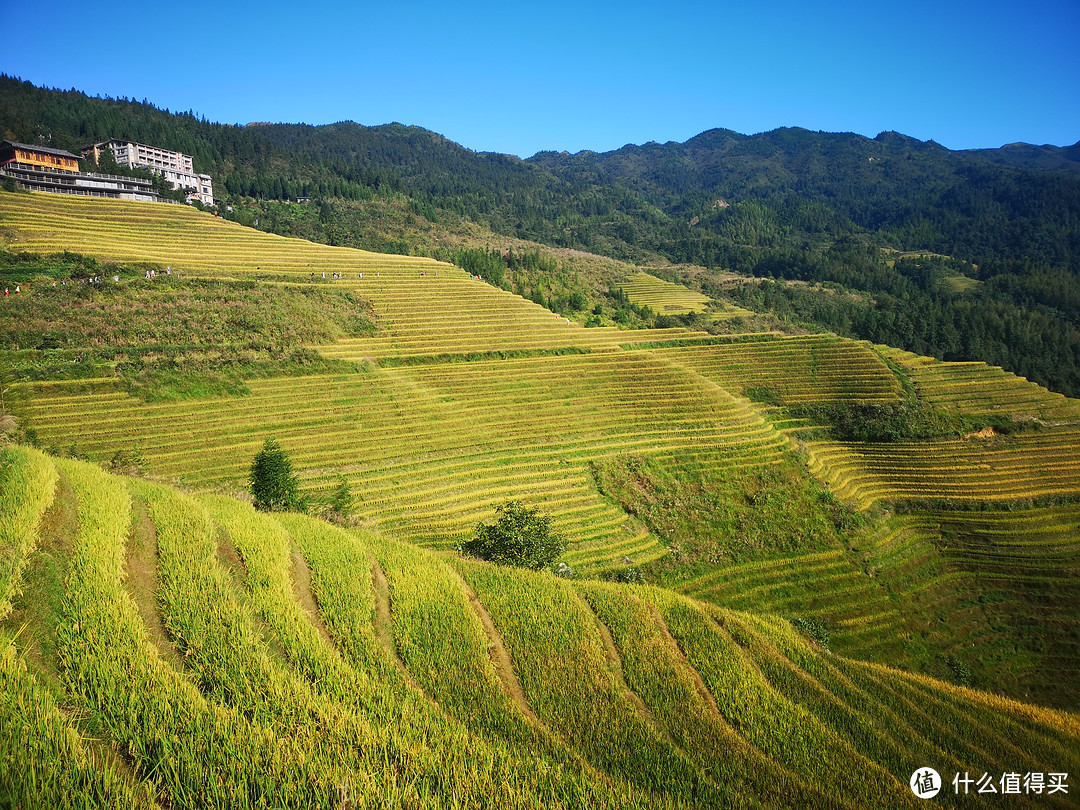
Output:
left=322, top=474, right=356, bottom=526
left=108, top=445, right=145, bottom=476
left=790, top=616, right=830, bottom=648
left=249, top=437, right=305, bottom=512
left=791, top=400, right=1020, bottom=443
left=460, top=500, right=566, bottom=570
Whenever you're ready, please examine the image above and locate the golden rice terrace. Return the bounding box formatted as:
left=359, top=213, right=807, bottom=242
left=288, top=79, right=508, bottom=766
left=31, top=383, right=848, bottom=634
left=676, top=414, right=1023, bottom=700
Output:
left=2, top=191, right=1079, bottom=807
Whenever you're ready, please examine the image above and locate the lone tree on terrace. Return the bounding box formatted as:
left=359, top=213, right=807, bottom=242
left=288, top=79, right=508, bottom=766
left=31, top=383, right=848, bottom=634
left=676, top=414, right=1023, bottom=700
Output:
left=460, top=500, right=566, bottom=570
left=324, top=474, right=355, bottom=526
left=249, top=437, right=304, bottom=512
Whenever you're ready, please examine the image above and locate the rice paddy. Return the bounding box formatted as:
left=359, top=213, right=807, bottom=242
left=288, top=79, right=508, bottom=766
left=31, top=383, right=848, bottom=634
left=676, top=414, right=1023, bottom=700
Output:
left=3, top=448, right=1077, bottom=807
left=618, top=271, right=712, bottom=315
left=3, top=191, right=1080, bottom=804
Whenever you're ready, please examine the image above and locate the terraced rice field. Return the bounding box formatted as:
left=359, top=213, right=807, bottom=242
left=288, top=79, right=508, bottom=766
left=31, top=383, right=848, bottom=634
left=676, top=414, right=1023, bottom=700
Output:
left=4, top=447, right=1078, bottom=808
left=931, top=505, right=1080, bottom=701
left=22, top=351, right=785, bottom=571
left=6, top=191, right=1080, bottom=714
left=675, top=516, right=951, bottom=664
left=619, top=271, right=712, bottom=314
left=0, top=192, right=440, bottom=279
left=805, top=426, right=1080, bottom=509
left=646, top=334, right=904, bottom=404
left=0, top=192, right=719, bottom=358
left=676, top=503, right=1080, bottom=709
left=878, top=347, right=1080, bottom=422
left=837, top=515, right=1011, bottom=663
left=312, top=275, right=711, bottom=360
left=680, top=548, right=899, bottom=638
left=1, top=193, right=786, bottom=572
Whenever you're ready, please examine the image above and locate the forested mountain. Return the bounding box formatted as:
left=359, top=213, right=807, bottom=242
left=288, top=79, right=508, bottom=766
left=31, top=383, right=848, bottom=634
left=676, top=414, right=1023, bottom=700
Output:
left=968, top=140, right=1080, bottom=175
left=0, top=75, right=662, bottom=258
left=3, top=74, right=1079, bottom=395
left=530, top=127, right=1080, bottom=271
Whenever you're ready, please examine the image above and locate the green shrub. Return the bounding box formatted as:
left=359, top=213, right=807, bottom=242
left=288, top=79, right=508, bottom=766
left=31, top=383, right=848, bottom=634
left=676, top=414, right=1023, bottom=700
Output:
left=946, top=654, right=971, bottom=686
left=744, top=385, right=783, bottom=406
left=791, top=400, right=988, bottom=442
left=790, top=616, right=830, bottom=648
left=322, top=475, right=355, bottom=526
left=249, top=438, right=305, bottom=512
left=603, top=566, right=642, bottom=584
left=460, top=500, right=566, bottom=570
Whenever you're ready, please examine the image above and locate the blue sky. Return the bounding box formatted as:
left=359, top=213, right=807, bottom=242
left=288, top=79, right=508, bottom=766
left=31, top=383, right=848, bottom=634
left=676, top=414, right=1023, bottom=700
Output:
left=4, top=0, right=1078, bottom=158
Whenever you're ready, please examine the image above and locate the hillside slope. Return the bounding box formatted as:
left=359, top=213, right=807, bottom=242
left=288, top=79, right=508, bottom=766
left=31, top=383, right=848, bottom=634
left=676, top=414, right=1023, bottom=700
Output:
left=3, top=446, right=1077, bottom=808
left=2, top=191, right=1080, bottom=714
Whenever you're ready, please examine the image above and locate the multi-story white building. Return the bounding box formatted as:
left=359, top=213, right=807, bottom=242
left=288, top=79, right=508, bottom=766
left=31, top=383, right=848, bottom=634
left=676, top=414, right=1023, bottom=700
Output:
left=84, top=139, right=214, bottom=205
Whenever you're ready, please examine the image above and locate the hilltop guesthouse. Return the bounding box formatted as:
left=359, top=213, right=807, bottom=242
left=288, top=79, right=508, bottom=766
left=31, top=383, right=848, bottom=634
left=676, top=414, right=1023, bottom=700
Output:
left=83, top=140, right=214, bottom=205
left=0, top=140, right=81, bottom=173
left=0, top=140, right=158, bottom=201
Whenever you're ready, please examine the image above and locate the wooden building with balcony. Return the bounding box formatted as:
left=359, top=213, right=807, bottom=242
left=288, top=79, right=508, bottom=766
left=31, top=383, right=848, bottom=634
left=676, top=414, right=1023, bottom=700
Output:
left=0, top=141, right=82, bottom=173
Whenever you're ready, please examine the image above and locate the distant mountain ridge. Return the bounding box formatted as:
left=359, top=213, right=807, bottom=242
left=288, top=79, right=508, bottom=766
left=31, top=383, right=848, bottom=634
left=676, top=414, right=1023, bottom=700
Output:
left=967, top=139, right=1080, bottom=174
left=3, top=74, right=1077, bottom=267
left=529, top=126, right=1080, bottom=269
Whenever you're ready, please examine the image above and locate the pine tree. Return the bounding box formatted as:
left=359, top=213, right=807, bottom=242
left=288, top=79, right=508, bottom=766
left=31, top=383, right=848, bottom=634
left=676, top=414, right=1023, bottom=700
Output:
left=324, top=475, right=354, bottom=525
left=249, top=438, right=304, bottom=512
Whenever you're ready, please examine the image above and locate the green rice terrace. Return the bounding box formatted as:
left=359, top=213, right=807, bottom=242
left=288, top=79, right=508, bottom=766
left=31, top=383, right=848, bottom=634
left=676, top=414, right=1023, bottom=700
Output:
left=2, top=191, right=1079, bottom=807
left=619, top=271, right=712, bottom=315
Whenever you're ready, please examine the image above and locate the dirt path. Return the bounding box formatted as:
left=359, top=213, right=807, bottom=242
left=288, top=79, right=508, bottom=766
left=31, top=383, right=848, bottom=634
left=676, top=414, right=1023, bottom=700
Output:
left=5, top=469, right=77, bottom=683
left=124, top=493, right=185, bottom=672
left=370, top=559, right=425, bottom=693
left=644, top=599, right=723, bottom=719
left=448, top=566, right=543, bottom=728
left=575, top=591, right=676, bottom=747
left=9, top=472, right=167, bottom=800
left=446, top=565, right=617, bottom=790
left=647, top=598, right=837, bottom=805
left=289, top=549, right=335, bottom=649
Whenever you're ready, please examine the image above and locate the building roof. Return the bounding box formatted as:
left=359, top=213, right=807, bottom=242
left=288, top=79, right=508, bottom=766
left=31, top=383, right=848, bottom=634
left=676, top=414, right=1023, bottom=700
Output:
left=85, top=139, right=132, bottom=148
left=1, top=140, right=82, bottom=160
left=85, top=138, right=184, bottom=153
